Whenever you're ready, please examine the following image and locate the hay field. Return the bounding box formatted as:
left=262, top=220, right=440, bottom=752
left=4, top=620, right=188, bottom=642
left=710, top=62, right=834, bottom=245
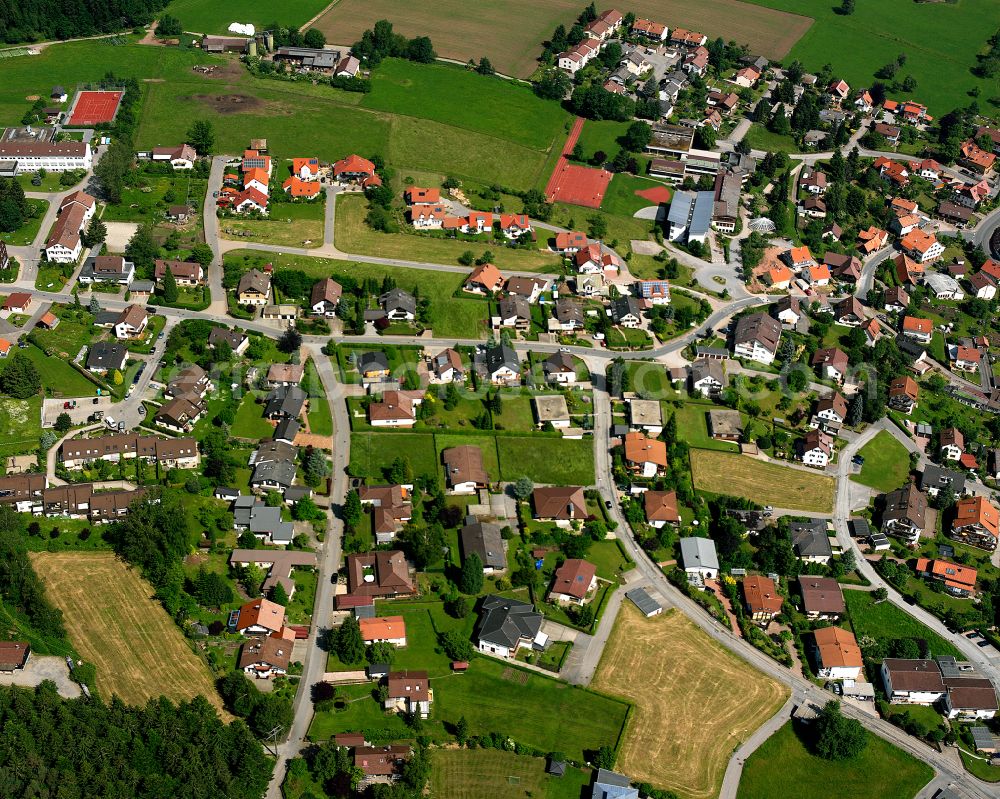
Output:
left=690, top=449, right=835, bottom=513
left=593, top=606, right=788, bottom=799
left=314, top=0, right=810, bottom=77
left=30, top=552, right=226, bottom=714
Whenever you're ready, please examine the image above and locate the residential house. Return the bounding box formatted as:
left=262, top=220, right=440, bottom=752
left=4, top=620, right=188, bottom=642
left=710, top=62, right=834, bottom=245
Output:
left=591, top=769, right=640, bottom=799
left=799, top=169, right=827, bottom=194
left=154, top=396, right=204, bottom=432
left=0, top=641, right=30, bottom=672
left=919, top=464, right=966, bottom=498
left=799, top=429, right=833, bottom=468
left=858, top=226, right=889, bottom=255
left=543, top=351, right=578, bottom=385
left=915, top=558, right=977, bottom=597
left=86, top=341, right=127, bottom=374
left=548, top=558, right=597, bottom=606
left=236, top=269, right=271, bottom=306
left=152, top=144, right=197, bottom=170
left=574, top=243, right=621, bottom=274
left=233, top=186, right=269, bottom=215
left=644, top=490, right=680, bottom=529
left=333, top=154, right=377, bottom=183
left=464, top=263, right=504, bottom=295
left=113, top=304, right=147, bottom=340
left=380, top=289, right=416, bottom=322
left=496, top=295, right=532, bottom=330
left=505, top=276, right=548, bottom=304
left=690, top=358, right=726, bottom=397
left=884, top=285, right=910, bottom=313
left=637, top=279, right=671, bottom=305
left=632, top=18, right=667, bottom=39
left=442, top=445, right=488, bottom=494
left=888, top=375, right=919, bottom=413
left=968, top=271, right=997, bottom=300
left=791, top=519, right=833, bottom=564
left=384, top=670, right=431, bottom=718
left=960, top=141, right=996, bottom=175
left=784, top=245, right=815, bottom=270
left=707, top=409, right=742, bottom=442
left=882, top=483, right=928, bottom=546
left=428, top=348, right=464, bottom=384
left=627, top=398, right=662, bottom=435
left=357, top=351, right=390, bottom=383
left=532, top=486, right=586, bottom=525
left=475, top=595, right=545, bottom=658
left=361, top=617, right=407, bottom=648
left=480, top=344, right=521, bottom=386
left=368, top=390, right=423, bottom=428
left=79, top=255, right=135, bottom=286
left=310, top=278, right=342, bottom=316
left=813, top=627, right=863, bottom=680
left=552, top=298, right=585, bottom=332
left=610, top=296, right=642, bottom=328
left=940, top=427, right=964, bottom=461
left=900, top=229, right=945, bottom=263
left=623, top=431, right=667, bottom=478
left=742, top=575, right=783, bottom=624
left=154, top=258, right=204, bottom=286
left=460, top=521, right=507, bottom=572
left=235, top=598, right=286, bottom=636
left=950, top=496, right=1000, bottom=552
left=799, top=576, right=845, bottom=620
left=239, top=635, right=292, bottom=679
left=358, top=485, right=412, bottom=544
left=44, top=196, right=91, bottom=263
left=811, top=347, right=849, bottom=383
left=813, top=392, right=848, bottom=429
left=902, top=315, right=933, bottom=344
left=208, top=327, right=249, bottom=355
left=263, top=386, right=306, bottom=421
left=894, top=253, right=924, bottom=285
left=764, top=265, right=793, bottom=289
left=952, top=345, right=981, bottom=372
left=732, top=313, right=781, bottom=365
left=340, top=551, right=415, bottom=606
left=554, top=230, right=589, bottom=253
left=680, top=536, right=719, bottom=582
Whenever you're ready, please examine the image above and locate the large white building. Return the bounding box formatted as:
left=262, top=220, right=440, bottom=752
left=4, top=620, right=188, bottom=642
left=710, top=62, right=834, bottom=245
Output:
left=0, top=141, right=92, bottom=173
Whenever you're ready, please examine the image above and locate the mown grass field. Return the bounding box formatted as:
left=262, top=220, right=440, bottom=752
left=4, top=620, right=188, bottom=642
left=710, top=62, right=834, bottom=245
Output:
left=0, top=397, right=42, bottom=459
left=844, top=590, right=961, bottom=658
left=737, top=721, right=933, bottom=799
left=315, top=0, right=810, bottom=77
left=335, top=194, right=562, bottom=274
left=23, top=344, right=100, bottom=397
left=850, top=430, right=911, bottom=493
left=690, top=449, right=835, bottom=513
left=430, top=749, right=592, bottom=799
left=600, top=173, right=671, bottom=218
left=163, top=0, right=331, bottom=35
left=222, top=200, right=325, bottom=249
left=745, top=0, right=1000, bottom=114
left=594, top=606, right=788, bottom=799
left=29, top=552, right=227, bottom=714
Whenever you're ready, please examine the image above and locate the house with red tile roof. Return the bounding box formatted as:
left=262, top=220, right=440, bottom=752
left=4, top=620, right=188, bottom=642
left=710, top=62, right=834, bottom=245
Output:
left=282, top=176, right=321, bottom=198
left=952, top=345, right=981, bottom=372
left=548, top=558, right=597, bottom=605
left=291, top=157, right=319, bottom=180
left=765, top=265, right=793, bottom=289
left=915, top=558, right=976, bottom=597
left=233, top=186, right=269, bottom=215
left=554, top=230, right=588, bottom=253
left=404, top=187, right=440, bottom=205
left=857, top=226, right=888, bottom=254
left=960, top=141, right=996, bottom=175
left=900, top=229, right=944, bottom=263
left=631, top=18, right=667, bottom=40
left=873, top=156, right=909, bottom=186
left=333, top=154, right=376, bottom=182
left=464, top=263, right=504, bottom=295
left=902, top=315, right=933, bottom=343
left=827, top=79, right=850, bottom=101
left=951, top=496, right=1000, bottom=552
left=742, top=575, right=783, bottom=623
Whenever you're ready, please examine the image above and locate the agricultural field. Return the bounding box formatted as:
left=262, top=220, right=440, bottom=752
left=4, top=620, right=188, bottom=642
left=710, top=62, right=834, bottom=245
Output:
left=844, top=590, right=961, bottom=658
left=334, top=194, right=563, bottom=274
left=745, top=0, right=1000, bottom=114
left=430, top=749, right=592, bottom=799
left=593, top=606, right=788, bottom=799
left=850, top=430, right=911, bottom=493
left=314, top=0, right=810, bottom=77
left=29, top=552, right=226, bottom=714
left=690, top=449, right=835, bottom=513
left=162, top=0, right=332, bottom=35
left=737, top=721, right=933, bottom=799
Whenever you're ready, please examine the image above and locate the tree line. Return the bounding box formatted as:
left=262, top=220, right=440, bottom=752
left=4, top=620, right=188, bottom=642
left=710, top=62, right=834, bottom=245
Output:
left=351, top=19, right=435, bottom=66
left=0, top=508, right=66, bottom=646
left=0, top=681, right=272, bottom=799
left=0, top=0, right=167, bottom=43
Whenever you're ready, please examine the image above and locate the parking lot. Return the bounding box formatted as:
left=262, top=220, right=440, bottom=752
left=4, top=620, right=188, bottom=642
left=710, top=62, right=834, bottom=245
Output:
left=0, top=655, right=82, bottom=698
left=42, top=395, right=115, bottom=427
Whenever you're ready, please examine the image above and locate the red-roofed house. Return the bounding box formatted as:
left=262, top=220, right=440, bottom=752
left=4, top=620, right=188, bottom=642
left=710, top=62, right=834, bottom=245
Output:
left=915, top=558, right=977, bottom=597
left=464, top=263, right=504, bottom=295
left=554, top=230, right=588, bottom=253
left=334, top=154, right=376, bottom=182
left=548, top=558, right=597, bottom=605
left=953, top=345, right=981, bottom=372
left=902, top=315, right=933, bottom=343
left=900, top=229, right=944, bottom=263
left=292, top=157, right=319, bottom=180
left=282, top=176, right=321, bottom=198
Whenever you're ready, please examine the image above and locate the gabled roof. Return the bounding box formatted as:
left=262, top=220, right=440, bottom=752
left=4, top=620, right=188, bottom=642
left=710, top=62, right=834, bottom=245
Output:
left=680, top=536, right=719, bottom=571
left=477, top=594, right=542, bottom=649
left=813, top=626, right=862, bottom=669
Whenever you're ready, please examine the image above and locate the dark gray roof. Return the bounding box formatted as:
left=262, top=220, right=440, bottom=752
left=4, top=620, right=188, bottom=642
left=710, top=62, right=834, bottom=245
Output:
left=233, top=495, right=260, bottom=527
left=251, top=459, right=297, bottom=490
left=849, top=518, right=871, bottom=538
left=611, top=295, right=641, bottom=323
left=476, top=594, right=542, bottom=650
left=380, top=288, right=416, bottom=315
left=247, top=503, right=294, bottom=543
left=358, top=350, right=389, bottom=372
left=920, top=464, right=966, bottom=495
left=790, top=519, right=833, bottom=558
left=625, top=587, right=661, bottom=616
left=209, top=327, right=247, bottom=350
left=485, top=344, right=520, bottom=375
left=94, top=311, right=120, bottom=326
left=273, top=418, right=300, bottom=443
left=265, top=385, right=306, bottom=419
left=460, top=522, right=507, bottom=570
left=284, top=485, right=312, bottom=502
left=86, top=341, right=126, bottom=370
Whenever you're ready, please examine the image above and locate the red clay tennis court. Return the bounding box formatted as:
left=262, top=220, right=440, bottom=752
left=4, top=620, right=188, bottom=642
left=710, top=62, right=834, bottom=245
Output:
left=544, top=116, right=614, bottom=209
left=68, top=91, right=124, bottom=126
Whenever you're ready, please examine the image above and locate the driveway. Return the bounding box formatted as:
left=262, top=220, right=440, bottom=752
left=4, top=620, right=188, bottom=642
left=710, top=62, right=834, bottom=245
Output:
left=0, top=655, right=81, bottom=698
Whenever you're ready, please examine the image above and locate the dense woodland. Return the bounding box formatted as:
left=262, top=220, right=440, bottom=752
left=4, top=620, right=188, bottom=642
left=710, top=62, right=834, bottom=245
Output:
left=0, top=0, right=168, bottom=43
left=0, top=682, right=272, bottom=799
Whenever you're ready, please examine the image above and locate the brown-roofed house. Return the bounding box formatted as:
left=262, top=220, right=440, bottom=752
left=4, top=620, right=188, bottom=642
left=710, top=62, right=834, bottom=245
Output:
left=548, top=558, right=597, bottom=605
left=644, top=490, right=679, bottom=529
left=235, top=598, right=286, bottom=635
left=951, top=496, right=1000, bottom=552
left=742, top=575, right=783, bottom=623
left=532, top=486, right=586, bottom=524
left=385, top=670, right=431, bottom=716
left=0, top=641, right=30, bottom=671
left=799, top=576, right=845, bottom=619
left=239, top=634, right=291, bottom=679
left=355, top=745, right=410, bottom=777
left=442, top=445, right=488, bottom=494
left=344, top=551, right=415, bottom=601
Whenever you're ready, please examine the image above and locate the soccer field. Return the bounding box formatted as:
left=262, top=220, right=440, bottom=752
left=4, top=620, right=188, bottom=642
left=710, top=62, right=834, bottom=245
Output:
left=29, top=552, right=226, bottom=715
left=314, top=0, right=810, bottom=77
left=593, top=606, right=788, bottom=799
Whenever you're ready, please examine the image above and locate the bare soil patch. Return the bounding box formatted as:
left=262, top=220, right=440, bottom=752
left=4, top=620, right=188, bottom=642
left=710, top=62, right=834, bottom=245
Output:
left=192, top=93, right=264, bottom=114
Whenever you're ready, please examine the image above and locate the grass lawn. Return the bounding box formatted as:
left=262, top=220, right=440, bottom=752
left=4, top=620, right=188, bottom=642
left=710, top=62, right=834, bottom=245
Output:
left=349, top=432, right=440, bottom=482
left=737, top=720, right=932, bottom=799
left=430, top=749, right=592, bottom=799
left=743, top=124, right=799, bottom=155
left=30, top=552, right=226, bottom=714
left=161, top=0, right=331, bottom=34
left=304, top=361, right=333, bottom=438
left=576, top=119, right=627, bottom=163
left=17, top=171, right=76, bottom=192
left=744, top=0, right=1000, bottom=114
left=844, top=590, right=961, bottom=658
left=600, top=173, right=671, bottom=218
left=23, top=344, right=100, bottom=397
left=102, top=173, right=208, bottom=224
left=675, top=402, right=741, bottom=453
left=362, top=59, right=569, bottom=151
left=231, top=393, right=273, bottom=440
left=335, top=194, right=561, bottom=274
left=496, top=436, right=595, bottom=485
left=594, top=606, right=788, bottom=799
left=31, top=305, right=96, bottom=359
left=959, top=747, right=1000, bottom=783
left=0, top=396, right=42, bottom=458
left=221, top=200, right=324, bottom=249
left=691, top=449, right=835, bottom=513
left=34, top=263, right=72, bottom=292
left=0, top=199, right=48, bottom=246
left=850, top=430, right=911, bottom=493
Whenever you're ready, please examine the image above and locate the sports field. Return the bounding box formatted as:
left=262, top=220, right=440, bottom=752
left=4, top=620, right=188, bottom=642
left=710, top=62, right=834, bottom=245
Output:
left=430, top=749, right=591, bottom=799
left=162, top=0, right=331, bottom=35
left=593, top=606, right=788, bottom=799
left=29, top=552, right=226, bottom=714
left=745, top=0, right=1000, bottom=114
left=690, top=449, right=835, bottom=513
left=314, top=0, right=811, bottom=77
left=545, top=118, right=612, bottom=209
left=67, top=90, right=123, bottom=126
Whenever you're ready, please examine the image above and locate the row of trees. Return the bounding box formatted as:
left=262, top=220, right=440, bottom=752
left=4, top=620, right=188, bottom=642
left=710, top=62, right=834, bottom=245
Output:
left=351, top=19, right=435, bottom=66
left=0, top=508, right=66, bottom=643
